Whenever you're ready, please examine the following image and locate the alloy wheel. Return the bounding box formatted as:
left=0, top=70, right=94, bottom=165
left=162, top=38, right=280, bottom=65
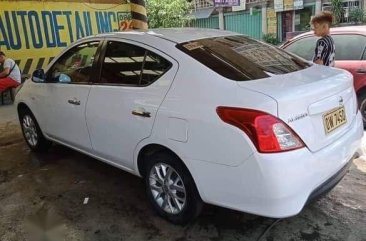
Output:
left=22, top=115, right=38, bottom=147
left=149, top=163, right=186, bottom=214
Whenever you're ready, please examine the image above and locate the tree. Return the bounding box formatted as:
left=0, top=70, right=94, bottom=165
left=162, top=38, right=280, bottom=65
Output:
left=331, top=0, right=344, bottom=24
left=349, top=8, right=365, bottom=23
left=146, top=0, right=192, bottom=28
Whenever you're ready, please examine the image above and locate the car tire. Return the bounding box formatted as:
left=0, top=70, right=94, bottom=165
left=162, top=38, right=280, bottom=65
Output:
left=19, top=108, right=52, bottom=152
left=144, top=151, right=203, bottom=225
left=358, top=92, right=366, bottom=128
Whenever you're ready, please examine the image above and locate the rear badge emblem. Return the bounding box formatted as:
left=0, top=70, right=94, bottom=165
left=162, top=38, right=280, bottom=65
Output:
left=288, top=113, right=308, bottom=123
left=339, top=96, right=344, bottom=106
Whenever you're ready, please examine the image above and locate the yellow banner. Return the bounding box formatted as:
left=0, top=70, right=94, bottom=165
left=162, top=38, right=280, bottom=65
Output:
left=0, top=1, right=131, bottom=75
left=267, top=8, right=277, bottom=35
left=284, top=0, right=294, bottom=11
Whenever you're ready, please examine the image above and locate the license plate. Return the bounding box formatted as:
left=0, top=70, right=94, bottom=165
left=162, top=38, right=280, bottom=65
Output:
left=323, top=106, right=347, bottom=134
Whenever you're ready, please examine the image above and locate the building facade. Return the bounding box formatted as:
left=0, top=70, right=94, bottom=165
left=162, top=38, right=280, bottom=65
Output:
left=190, top=0, right=365, bottom=42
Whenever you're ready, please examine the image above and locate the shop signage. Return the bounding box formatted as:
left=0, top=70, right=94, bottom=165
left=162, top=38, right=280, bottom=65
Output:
left=213, top=0, right=240, bottom=7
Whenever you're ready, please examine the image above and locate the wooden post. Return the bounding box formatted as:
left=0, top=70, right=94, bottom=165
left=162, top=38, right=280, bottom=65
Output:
left=130, top=0, right=148, bottom=30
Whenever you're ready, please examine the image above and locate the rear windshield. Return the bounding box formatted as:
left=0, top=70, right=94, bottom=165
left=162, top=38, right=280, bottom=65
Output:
left=176, top=35, right=311, bottom=81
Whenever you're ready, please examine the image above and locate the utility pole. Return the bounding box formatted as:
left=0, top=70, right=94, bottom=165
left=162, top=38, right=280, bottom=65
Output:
left=218, top=7, right=225, bottom=30
left=130, top=0, right=148, bottom=30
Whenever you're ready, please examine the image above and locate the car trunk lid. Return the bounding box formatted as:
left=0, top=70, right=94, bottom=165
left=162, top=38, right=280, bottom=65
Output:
left=237, top=65, right=357, bottom=152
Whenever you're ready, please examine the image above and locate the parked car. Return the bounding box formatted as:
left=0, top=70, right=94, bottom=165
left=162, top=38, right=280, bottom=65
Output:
left=16, top=29, right=363, bottom=224
left=281, top=26, right=366, bottom=126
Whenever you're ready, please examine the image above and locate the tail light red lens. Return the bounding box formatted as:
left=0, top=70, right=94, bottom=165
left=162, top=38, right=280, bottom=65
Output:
left=216, top=107, right=305, bottom=153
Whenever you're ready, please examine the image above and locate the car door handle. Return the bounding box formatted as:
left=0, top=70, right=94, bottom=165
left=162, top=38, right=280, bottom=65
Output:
left=357, top=68, right=366, bottom=74
left=68, top=99, right=81, bottom=105
left=132, top=110, right=151, bottom=118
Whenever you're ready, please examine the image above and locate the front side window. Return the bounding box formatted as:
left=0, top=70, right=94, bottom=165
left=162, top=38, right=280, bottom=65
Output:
left=285, top=34, right=366, bottom=61
left=100, top=41, right=171, bottom=86
left=284, top=36, right=318, bottom=61
left=333, top=34, right=366, bottom=60
left=47, top=41, right=99, bottom=83
left=177, top=35, right=311, bottom=81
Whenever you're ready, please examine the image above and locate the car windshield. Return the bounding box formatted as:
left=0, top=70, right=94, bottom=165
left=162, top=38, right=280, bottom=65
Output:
left=176, top=35, right=311, bottom=81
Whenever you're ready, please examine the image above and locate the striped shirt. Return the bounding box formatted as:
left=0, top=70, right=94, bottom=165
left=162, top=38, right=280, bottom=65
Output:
left=313, top=35, right=335, bottom=67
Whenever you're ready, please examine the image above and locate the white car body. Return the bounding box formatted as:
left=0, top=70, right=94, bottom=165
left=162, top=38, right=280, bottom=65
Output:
left=16, top=29, right=363, bottom=219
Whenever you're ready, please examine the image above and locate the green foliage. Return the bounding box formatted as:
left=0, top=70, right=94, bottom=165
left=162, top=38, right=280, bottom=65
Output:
left=349, top=8, right=365, bottom=23
left=303, top=23, right=311, bottom=31
left=331, top=0, right=344, bottom=24
left=262, top=33, right=279, bottom=45
left=146, top=0, right=192, bottom=28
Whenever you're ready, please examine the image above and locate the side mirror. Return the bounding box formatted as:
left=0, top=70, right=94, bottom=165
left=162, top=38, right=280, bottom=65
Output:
left=32, top=69, right=45, bottom=83
left=58, top=73, right=71, bottom=83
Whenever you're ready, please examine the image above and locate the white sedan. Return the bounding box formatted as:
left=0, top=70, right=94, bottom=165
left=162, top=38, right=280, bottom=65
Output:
left=15, top=28, right=363, bottom=224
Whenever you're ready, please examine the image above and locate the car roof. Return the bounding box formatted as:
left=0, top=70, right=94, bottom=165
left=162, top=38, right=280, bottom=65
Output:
left=292, top=25, right=366, bottom=40
left=95, top=28, right=239, bottom=44
left=330, top=25, right=366, bottom=33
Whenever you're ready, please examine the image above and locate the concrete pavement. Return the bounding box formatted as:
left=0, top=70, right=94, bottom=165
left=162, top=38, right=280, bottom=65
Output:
left=0, top=103, right=365, bottom=241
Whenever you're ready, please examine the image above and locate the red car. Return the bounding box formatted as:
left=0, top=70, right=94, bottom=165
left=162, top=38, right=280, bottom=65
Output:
left=282, top=26, right=366, bottom=126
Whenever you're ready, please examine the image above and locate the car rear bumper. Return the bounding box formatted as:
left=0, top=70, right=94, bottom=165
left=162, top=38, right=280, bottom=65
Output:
left=306, top=153, right=356, bottom=204
left=187, top=111, right=363, bottom=218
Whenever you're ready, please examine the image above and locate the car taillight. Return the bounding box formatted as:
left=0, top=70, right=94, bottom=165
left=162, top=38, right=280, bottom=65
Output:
left=216, top=107, right=305, bottom=153
left=354, top=92, right=359, bottom=114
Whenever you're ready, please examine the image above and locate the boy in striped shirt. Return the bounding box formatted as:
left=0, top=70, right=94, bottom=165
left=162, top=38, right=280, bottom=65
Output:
left=311, top=11, right=335, bottom=67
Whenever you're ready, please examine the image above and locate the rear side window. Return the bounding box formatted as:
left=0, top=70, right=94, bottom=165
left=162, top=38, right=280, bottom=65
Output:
left=176, top=35, right=311, bottom=81
left=333, top=35, right=366, bottom=60
left=100, top=41, right=171, bottom=86
left=284, top=36, right=318, bottom=61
